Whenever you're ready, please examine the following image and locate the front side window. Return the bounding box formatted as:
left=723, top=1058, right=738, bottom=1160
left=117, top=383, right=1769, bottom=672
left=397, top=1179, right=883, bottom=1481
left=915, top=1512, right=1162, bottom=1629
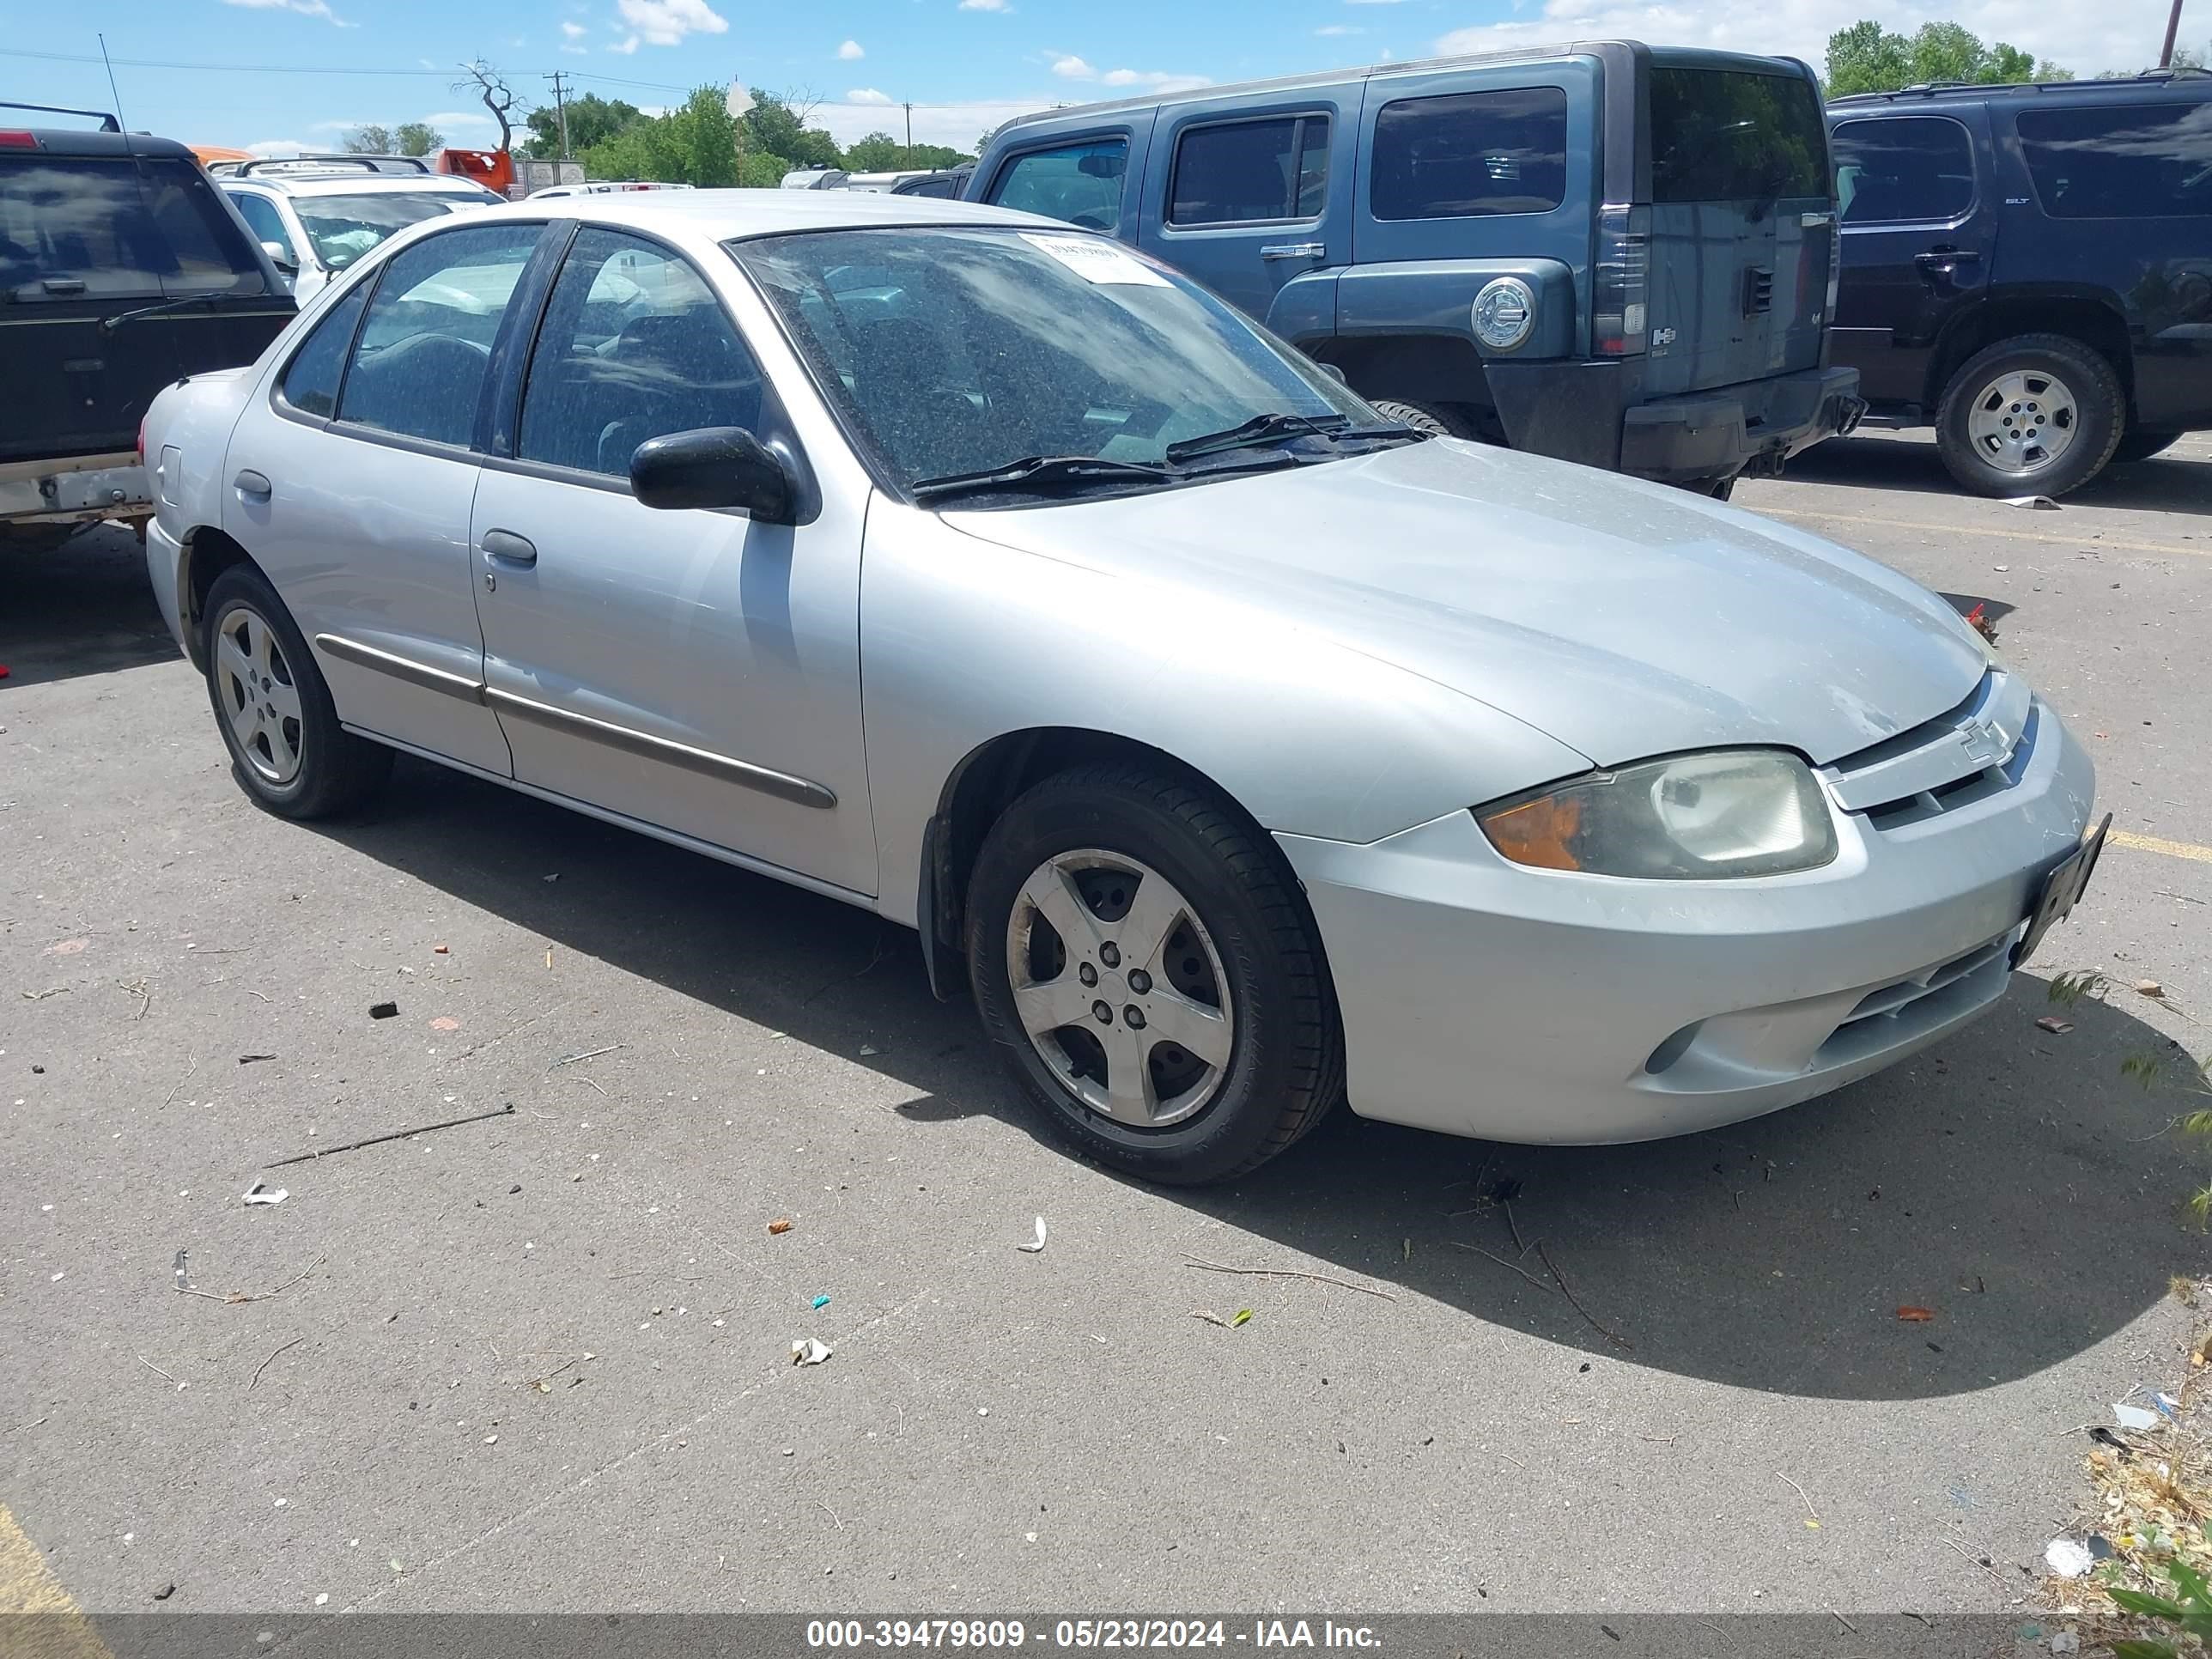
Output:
left=734, top=226, right=1388, bottom=492
left=519, top=228, right=767, bottom=479
left=295, top=191, right=478, bottom=271
left=1169, top=116, right=1330, bottom=226
left=987, top=138, right=1128, bottom=229
left=0, top=156, right=266, bottom=300
left=1370, top=88, right=1568, bottom=221
left=1650, top=68, right=1829, bottom=203
left=1834, top=118, right=1977, bottom=225
left=278, top=283, right=370, bottom=417
left=2017, top=102, right=2212, bottom=219
left=337, top=222, right=542, bottom=448
left=228, top=191, right=297, bottom=262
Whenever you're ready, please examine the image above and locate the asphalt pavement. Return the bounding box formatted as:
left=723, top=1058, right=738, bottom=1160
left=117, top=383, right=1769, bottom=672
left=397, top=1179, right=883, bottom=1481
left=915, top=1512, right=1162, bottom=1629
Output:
left=3, top=429, right=2209, bottom=1620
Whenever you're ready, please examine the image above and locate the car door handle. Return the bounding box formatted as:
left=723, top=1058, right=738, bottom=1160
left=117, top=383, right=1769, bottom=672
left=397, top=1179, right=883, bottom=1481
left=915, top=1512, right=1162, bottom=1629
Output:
left=1914, top=249, right=1981, bottom=275
left=1259, top=242, right=1327, bottom=261
left=234, top=469, right=272, bottom=499
left=480, top=529, right=538, bottom=568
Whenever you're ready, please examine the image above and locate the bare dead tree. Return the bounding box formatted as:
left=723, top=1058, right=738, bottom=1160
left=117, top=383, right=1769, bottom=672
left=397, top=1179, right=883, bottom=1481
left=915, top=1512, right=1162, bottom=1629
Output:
left=454, top=59, right=525, bottom=153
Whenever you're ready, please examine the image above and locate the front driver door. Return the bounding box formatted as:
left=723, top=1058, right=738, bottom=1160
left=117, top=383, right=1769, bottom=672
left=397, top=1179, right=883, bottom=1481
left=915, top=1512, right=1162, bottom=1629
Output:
left=467, top=226, right=875, bottom=896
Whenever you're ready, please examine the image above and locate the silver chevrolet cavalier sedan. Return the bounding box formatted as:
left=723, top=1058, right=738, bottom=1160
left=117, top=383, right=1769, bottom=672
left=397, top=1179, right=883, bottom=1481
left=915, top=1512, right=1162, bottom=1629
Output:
left=143, top=193, right=2104, bottom=1184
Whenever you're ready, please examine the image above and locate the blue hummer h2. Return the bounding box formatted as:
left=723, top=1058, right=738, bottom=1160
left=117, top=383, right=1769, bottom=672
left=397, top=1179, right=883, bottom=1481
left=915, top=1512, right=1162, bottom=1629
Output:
left=968, top=42, right=1866, bottom=495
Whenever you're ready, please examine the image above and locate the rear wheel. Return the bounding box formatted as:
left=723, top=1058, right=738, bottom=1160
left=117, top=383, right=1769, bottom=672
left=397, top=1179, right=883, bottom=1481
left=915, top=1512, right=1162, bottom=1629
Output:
left=1935, top=334, right=2124, bottom=498
left=2110, top=428, right=2182, bottom=465
left=203, top=564, right=391, bottom=819
left=966, top=764, right=1342, bottom=1185
left=1370, top=398, right=1478, bottom=441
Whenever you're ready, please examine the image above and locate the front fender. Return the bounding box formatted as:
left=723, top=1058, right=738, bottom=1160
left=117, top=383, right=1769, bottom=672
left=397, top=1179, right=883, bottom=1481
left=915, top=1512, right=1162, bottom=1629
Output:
left=860, top=502, right=1591, bottom=929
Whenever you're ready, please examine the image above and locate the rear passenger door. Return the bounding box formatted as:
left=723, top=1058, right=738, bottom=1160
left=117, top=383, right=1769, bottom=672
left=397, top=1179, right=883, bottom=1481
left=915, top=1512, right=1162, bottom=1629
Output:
left=466, top=227, right=876, bottom=896
left=1142, top=98, right=1351, bottom=325
left=1829, top=110, right=1996, bottom=410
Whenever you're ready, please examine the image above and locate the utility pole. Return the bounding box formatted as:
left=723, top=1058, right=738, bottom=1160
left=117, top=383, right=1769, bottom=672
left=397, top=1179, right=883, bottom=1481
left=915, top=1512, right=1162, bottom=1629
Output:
left=903, top=100, right=913, bottom=167
left=543, top=70, right=573, bottom=158
left=2160, top=0, right=2184, bottom=65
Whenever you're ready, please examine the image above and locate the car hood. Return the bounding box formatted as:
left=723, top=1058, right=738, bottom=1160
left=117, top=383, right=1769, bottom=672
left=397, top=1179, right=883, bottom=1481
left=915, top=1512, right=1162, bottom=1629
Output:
left=944, top=440, right=1989, bottom=769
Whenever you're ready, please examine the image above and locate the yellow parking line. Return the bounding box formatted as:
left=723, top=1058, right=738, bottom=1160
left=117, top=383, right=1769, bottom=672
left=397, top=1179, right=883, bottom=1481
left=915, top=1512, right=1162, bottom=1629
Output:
left=1759, top=506, right=2209, bottom=562
left=2110, top=829, right=2212, bottom=865
left=0, top=1501, right=112, bottom=1657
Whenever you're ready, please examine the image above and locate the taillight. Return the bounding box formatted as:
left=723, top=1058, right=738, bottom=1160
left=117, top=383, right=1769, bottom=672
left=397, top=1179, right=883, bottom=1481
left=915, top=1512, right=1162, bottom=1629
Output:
left=0, top=131, right=38, bottom=149
left=1593, top=204, right=1650, bottom=357
left=1826, top=216, right=1843, bottom=321
left=136, top=418, right=146, bottom=467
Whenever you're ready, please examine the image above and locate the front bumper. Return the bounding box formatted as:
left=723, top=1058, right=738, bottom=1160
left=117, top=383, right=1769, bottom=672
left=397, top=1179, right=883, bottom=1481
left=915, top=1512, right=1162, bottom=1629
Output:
left=0, top=454, right=152, bottom=526
left=1277, top=697, right=2095, bottom=1146
left=1619, top=364, right=1864, bottom=485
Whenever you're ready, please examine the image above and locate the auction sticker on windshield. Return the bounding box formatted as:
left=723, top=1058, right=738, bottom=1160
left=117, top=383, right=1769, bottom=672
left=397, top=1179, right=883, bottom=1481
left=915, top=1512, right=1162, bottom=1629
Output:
left=1021, top=232, right=1170, bottom=287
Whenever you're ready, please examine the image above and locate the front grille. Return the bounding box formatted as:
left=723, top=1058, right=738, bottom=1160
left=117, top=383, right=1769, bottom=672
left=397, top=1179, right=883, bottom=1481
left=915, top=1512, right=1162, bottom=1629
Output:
left=1827, top=668, right=2032, bottom=830
left=1813, top=933, right=2013, bottom=1066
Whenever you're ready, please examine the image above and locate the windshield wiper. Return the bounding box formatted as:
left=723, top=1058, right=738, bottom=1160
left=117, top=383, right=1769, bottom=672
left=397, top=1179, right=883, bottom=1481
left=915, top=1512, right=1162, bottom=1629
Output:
left=911, top=454, right=1177, bottom=503
left=1163, top=410, right=1361, bottom=465
left=99, top=292, right=238, bottom=334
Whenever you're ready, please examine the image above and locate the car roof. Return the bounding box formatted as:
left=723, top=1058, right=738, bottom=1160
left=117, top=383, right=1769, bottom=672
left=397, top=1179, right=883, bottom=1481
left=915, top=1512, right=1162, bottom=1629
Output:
left=1828, top=70, right=2209, bottom=110
left=222, top=172, right=495, bottom=197
left=459, top=189, right=1061, bottom=238
left=0, top=128, right=198, bottom=161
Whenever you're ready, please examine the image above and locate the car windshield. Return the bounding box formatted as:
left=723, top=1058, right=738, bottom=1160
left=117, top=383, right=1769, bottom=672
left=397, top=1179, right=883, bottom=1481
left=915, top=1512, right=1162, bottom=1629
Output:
left=729, top=226, right=1393, bottom=496
left=294, top=192, right=476, bottom=270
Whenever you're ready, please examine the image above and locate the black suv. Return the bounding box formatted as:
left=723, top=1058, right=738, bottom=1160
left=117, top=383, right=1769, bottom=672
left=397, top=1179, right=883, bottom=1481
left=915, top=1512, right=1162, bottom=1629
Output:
left=1827, top=74, right=2211, bottom=497
left=1, top=106, right=293, bottom=547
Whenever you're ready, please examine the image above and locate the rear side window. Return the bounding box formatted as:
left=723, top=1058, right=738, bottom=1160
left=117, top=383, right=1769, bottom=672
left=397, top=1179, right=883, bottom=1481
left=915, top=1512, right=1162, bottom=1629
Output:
left=1370, top=88, right=1567, bottom=222
left=279, top=283, right=369, bottom=417
left=1650, top=69, right=1828, bottom=203
left=2017, top=103, right=2212, bottom=219
left=338, top=222, right=542, bottom=448
left=1169, top=116, right=1330, bottom=225
left=987, top=138, right=1127, bottom=229
left=0, top=156, right=265, bottom=300
left=1834, top=118, right=1977, bottom=225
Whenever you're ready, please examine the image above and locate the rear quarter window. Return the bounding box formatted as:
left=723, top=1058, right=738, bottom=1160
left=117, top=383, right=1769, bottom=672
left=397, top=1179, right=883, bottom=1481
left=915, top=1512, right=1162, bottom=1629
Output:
left=1370, top=87, right=1568, bottom=221
left=2016, top=101, right=2212, bottom=218
left=1650, top=68, right=1828, bottom=203
left=0, top=155, right=264, bottom=299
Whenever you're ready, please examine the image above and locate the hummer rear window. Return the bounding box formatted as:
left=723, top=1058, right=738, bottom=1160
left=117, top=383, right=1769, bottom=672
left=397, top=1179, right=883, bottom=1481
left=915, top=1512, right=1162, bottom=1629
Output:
left=1650, top=69, right=1828, bottom=204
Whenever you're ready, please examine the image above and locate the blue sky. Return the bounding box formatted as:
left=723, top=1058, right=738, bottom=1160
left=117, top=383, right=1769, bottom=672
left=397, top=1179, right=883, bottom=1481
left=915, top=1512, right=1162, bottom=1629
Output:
left=3, top=0, right=2181, bottom=158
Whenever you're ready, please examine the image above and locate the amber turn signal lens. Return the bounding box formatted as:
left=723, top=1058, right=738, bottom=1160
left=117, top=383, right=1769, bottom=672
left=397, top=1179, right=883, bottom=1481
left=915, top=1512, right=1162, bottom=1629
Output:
left=1480, top=793, right=1583, bottom=871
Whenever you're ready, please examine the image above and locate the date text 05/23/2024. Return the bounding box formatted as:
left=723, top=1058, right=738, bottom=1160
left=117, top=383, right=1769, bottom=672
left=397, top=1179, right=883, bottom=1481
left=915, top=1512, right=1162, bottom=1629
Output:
left=805, top=1620, right=1382, bottom=1650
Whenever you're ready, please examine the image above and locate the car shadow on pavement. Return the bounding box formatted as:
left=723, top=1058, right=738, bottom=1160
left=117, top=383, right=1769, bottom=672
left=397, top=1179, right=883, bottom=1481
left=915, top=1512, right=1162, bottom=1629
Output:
left=313, top=757, right=2206, bottom=1406
left=0, top=523, right=181, bottom=688
left=1790, top=433, right=2211, bottom=519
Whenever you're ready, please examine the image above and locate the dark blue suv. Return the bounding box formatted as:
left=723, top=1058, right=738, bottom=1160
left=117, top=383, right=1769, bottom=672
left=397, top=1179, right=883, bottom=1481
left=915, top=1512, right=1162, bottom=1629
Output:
left=969, top=42, right=1864, bottom=495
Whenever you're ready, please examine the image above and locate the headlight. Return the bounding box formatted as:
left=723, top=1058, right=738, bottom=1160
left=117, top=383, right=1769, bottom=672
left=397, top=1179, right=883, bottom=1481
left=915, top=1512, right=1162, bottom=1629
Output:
left=1477, top=750, right=1838, bottom=879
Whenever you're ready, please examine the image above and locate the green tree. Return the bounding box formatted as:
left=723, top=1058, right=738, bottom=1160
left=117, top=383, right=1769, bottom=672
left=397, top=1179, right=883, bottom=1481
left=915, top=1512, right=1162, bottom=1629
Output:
left=1825, top=18, right=2066, bottom=95
left=524, top=92, right=644, bottom=160
left=343, top=124, right=394, bottom=155
left=392, top=121, right=443, bottom=156
left=740, top=91, right=842, bottom=170
left=580, top=87, right=738, bottom=185
left=842, top=131, right=907, bottom=171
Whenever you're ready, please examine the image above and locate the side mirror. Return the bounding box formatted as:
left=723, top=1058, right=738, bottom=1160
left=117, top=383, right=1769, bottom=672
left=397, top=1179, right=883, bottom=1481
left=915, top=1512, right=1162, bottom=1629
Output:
left=260, top=240, right=298, bottom=276
left=1315, top=361, right=1348, bottom=386
left=630, top=427, right=797, bottom=522
left=1076, top=152, right=1126, bottom=179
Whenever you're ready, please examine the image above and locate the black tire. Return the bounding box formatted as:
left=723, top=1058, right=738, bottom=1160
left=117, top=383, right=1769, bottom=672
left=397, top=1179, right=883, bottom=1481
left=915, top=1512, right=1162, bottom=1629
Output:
left=202, top=563, right=392, bottom=819
left=1370, top=398, right=1477, bottom=441
left=965, top=764, right=1343, bottom=1186
left=1935, top=334, right=2124, bottom=499
left=1681, top=477, right=1735, bottom=502
left=2111, top=429, right=2182, bottom=465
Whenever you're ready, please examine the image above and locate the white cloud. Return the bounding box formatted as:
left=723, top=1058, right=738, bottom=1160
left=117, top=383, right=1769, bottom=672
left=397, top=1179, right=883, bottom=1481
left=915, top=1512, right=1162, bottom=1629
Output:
left=420, top=111, right=495, bottom=128
left=1100, top=69, right=1212, bottom=91
left=222, top=0, right=349, bottom=24
left=958, top=0, right=1010, bottom=10
left=245, top=139, right=312, bottom=157
left=809, top=96, right=1049, bottom=150
left=1316, top=23, right=1363, bottom=34
left=562, top=43, right=587, bottom=52
left=837, top=38, right=865, bottom=59
left=1435, top=0, right=2174, bottom=79
left=846, top=87, right=895, bottom=105
left=609, top=33, right=640, bottom=52
left=1051, top=54, right=1095, bottom=78
left=613, top=0, right=726, bottom=47
left=561, top=20, right=587, bottom=37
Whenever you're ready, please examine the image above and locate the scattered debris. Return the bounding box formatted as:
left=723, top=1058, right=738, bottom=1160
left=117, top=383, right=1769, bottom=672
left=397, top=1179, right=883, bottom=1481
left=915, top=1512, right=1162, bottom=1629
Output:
left=368, top=1002, right=399, bottom=1020
left=176, top=1255, right=324, bottom=1306
left=2045, top=1537, right=2095, bottom=1578
left=1189, top=1310, right=1229, bottom=1328
left=811, top=1294, right=830, bottom=1310
left=2136, top=979, right=2167, bottom=999
left=790, top=1338, right=832, bottom=1366
left=1231, top=1308, right=1254, bottom=1328
left=2047, top=1632, right=2079, bottom=1655
left=267, top=1102, right=514, bottom=1167
left=136, top=1354, right=181, bottom=1388
left=859, top=1043, right=880, bottom=1057
left=1535, top=1242, right=1632, bottom=1349
left=238, top=1054, right=276, bottom=1066
left=152, top=1584, right=176, bottom=1601
left=433, top=944, right=449, bottom=954
left=46, top=939, right=88, bottom=957
left=249, top=1335, right=307, bottom=1391
left=1182, top=1251, right=1395, bottom=1301
left=315, top=1594, right=329, bottom=1607
left=767, top=1218, right=793, bottom=1236
left=242, top=1182, right=289, bottom=1207
left=1898, top=1306, right=1937, bottom=1322
left=2005, top=495, right=2059, bottom=510
left=2112, top=1402, right=2160, bottom=1431
left=549, top=1043, right=623, bottom=1070
left=1963, top=602, right=1999, bottom=644
left=1016, top=1216, right=1048, bottom=1254
left=429, top=1017, right=460, bottom=1032
left=173, top=1250, right=188, bottom=1290
left=1779, top=1473, right=1821, bottom=1529
left=21, top=988, right=70, bottom=1001
left=2036, top=1016, right=2075, bottom=1035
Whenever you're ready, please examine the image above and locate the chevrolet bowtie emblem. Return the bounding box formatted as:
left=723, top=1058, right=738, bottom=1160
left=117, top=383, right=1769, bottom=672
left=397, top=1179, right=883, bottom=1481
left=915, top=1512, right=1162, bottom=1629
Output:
left=1959, top=719, right=2004, bottom=767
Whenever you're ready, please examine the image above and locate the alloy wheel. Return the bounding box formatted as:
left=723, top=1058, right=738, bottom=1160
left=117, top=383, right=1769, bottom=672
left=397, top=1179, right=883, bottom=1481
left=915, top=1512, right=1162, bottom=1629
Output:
left=1966, top=368, right=2079, bottom=477
left=214, top=603, right=305, bottom=785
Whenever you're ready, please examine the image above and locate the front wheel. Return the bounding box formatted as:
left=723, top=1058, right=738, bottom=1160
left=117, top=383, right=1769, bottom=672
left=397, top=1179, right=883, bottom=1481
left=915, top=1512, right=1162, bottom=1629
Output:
left=203, top=564, right=392, bottom=819
left=1370, top=398, right=1478, bottom=441
left=1934, top=334, right=2124, bottom=498
left=965, top=765, right=1343, bottom=1185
